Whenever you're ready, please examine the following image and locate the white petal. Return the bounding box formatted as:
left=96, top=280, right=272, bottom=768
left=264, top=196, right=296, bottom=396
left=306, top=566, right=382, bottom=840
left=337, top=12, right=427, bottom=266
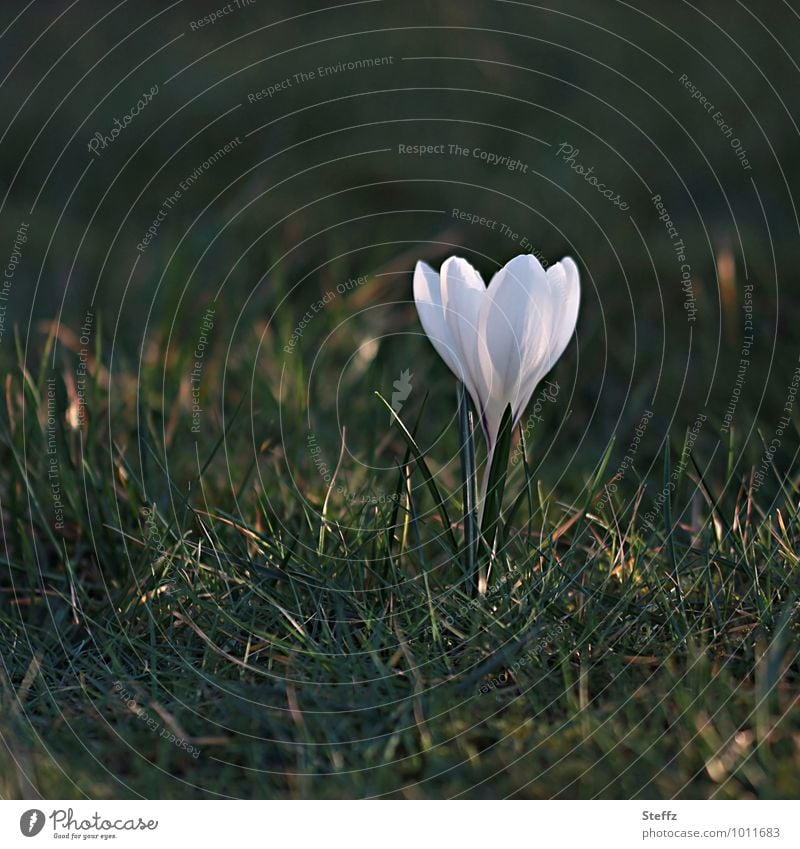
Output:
left=439, top=256, right=491, bottom=423
left=413, top=260, right=462, bottom=379
left=544, top=256, right=581, bottom=369
left=440, top=257, right=485, bottom=362
left=513, top=256, right=580, bottom=425
left=479, top=254, right=553, bottom=441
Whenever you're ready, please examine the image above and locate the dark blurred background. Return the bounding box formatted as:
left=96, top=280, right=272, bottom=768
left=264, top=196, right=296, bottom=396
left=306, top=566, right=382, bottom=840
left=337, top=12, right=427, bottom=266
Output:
left=0, top=0, right=798, bottom=504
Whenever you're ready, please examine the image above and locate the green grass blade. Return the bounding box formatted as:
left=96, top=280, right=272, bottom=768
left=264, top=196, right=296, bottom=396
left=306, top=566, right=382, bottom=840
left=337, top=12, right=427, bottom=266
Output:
left=374, top=391, right=458, bottom=553
left=662, top=438, right=686, bottom=641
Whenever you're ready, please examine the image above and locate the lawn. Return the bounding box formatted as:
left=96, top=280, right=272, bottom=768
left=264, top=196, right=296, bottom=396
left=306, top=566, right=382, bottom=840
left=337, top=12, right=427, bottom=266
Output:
left=0, top=0, right=799, bottom=799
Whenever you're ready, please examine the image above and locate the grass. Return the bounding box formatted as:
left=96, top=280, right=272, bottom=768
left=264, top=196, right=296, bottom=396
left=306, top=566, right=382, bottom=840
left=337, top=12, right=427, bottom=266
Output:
left=1, top=0, right=799, bottom=800
left=1, top=320, right=798, bottom=799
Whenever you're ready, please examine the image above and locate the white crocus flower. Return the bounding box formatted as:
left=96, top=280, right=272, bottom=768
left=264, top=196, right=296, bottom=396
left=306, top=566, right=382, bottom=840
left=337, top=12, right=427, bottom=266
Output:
left=414, top=253, right=580, bottom=454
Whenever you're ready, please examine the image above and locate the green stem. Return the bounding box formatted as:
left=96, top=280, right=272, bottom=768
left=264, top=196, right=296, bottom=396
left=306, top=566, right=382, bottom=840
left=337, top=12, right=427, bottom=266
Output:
left=457, top=383, right=478, bottom=594
left=478, top=404, right=514, bottom=592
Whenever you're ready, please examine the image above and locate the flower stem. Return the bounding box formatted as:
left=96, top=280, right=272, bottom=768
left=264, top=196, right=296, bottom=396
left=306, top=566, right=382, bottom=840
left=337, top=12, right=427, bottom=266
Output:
left=478, top=404, right=514, bottom=592
left=457, top=383, right=478, bottom=594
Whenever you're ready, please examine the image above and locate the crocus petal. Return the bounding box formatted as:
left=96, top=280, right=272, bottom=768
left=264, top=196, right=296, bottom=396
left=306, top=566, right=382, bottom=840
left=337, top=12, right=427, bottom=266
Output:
left=413, top=260, right=463, bottom=380
left=511, top=255, right=581, bottom=422
left=479, top=254, right=553, bottom=443
left=439, top=256, right=492, bottom=429
left=544, top=256, right=581, bottom=369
